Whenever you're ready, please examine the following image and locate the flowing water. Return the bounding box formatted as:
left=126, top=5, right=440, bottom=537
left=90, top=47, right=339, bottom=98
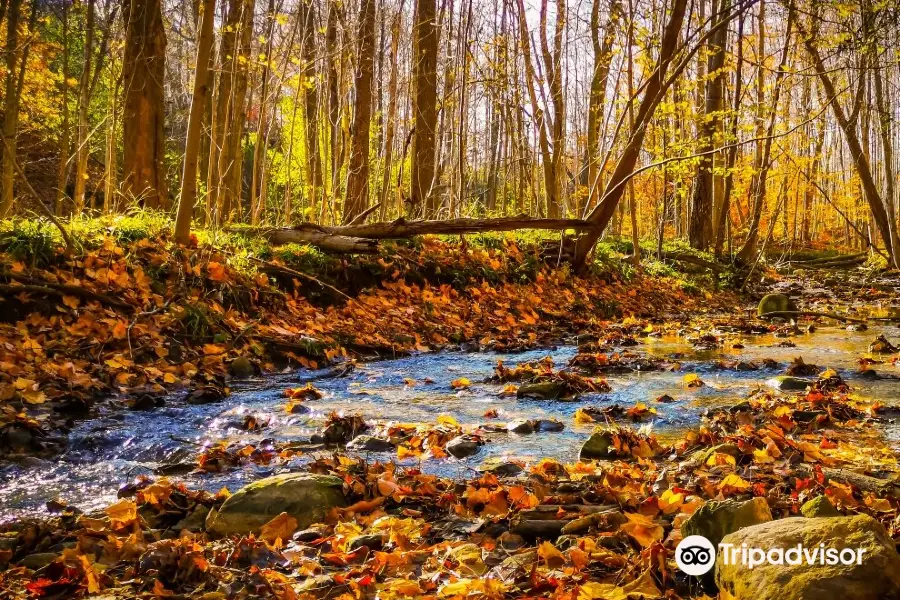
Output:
left=3, top=311, right=900, bottom=522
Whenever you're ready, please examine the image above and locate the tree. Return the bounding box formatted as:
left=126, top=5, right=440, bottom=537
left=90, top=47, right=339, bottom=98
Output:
left=122, top=0, right=168, bottom=209
left=688, top=0, right=729, bottom=250
left=174, top=0, right=216, bottom=243
left=572, top=0, right=689, bottom=268
left=411, top=0, right=439, bottom=216
left=0, top=0, right=22, bottom=217
left=345, top=0, right=377, bottom=222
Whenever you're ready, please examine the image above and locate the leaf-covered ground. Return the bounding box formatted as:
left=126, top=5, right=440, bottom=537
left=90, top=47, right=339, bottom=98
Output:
left=5, top=217, right=900, bottom=599
left=2, top=361, right=900, bottom=599
left=0, top=217, right=732, bottom=459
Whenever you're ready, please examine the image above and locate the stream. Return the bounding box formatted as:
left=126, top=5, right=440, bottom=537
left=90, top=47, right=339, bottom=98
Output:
left=3, top=300, right=900, bottom=522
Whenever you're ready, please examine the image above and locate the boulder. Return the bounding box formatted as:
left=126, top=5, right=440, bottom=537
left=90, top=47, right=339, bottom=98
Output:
left=715, top=515, right=900, bottom=600
left=206, top=473, right=347, bottom=538
left=580, top=430, right=615, bottom=460
left=532, top=418, right=565, bottom=432
left=478, top=458, right=523, bottom=477
left=346, top=435, right=394, bottom=452
left=800, top=496, right=840, bottom=518
left=766, top=375, right=812, bottom=391
left=446, top=435, right=482, bottom=458
left=507, top=420, right=535, bottom=434
left=681, top=497, right=772, bottom=548
left=229, top=356, right=256, bottom=379
left=517, top=381, right=567, bottom=400
left=757, top=294, right=797, bottom=317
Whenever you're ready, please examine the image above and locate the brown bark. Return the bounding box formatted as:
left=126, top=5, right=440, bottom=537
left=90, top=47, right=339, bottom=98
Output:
left=411, top=0, right=439, bottom=215
left=0, top=0, right=22, bottom=216
left=122, top=0, right=168, bottom=209
left=263, top=215, right=595, bottom=241
left=689, top=0, right=729, bottom=250
left=174, top=0, right=216, bottom=243
left=344, top=0, right=377, bottom=222
left=584, top=0, right=618, bottom=216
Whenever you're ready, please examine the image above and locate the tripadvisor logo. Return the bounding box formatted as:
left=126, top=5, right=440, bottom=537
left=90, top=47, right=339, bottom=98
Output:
left=675, top=535, right=868, bottom=575
left=676, top=535, right=716, bottom=575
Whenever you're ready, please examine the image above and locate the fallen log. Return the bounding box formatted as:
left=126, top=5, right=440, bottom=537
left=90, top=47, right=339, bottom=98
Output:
left=251, top=215, right=595, bottom=248
left=0, top=273, right=135, bottom=310
left=263, top=228, right=379, bottom=253
left=792, top=465, right=900, bottom=498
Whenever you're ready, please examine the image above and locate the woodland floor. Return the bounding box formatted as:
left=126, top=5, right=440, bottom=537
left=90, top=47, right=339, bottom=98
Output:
left=2, top=215, right=900, bottom=599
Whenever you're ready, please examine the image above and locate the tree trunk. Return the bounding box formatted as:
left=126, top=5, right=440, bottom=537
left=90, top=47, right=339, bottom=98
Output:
left=174, top=0, right=216, bottom=243
left=249, top=0, right=276, bottom=225
left=572, top=0, right=688, bottom=268
left=411, top=0, right=439, bottom=215
left=713, top=8, right=743, bottom=257
left=344, top=0, right=377, bottom=223
left=584, top=0, right=617, bottom=217
left=72, top=0, right=96, bottom=214
left=736, top=1, right=793, bottom=263
left=378, top=1, right=404, bottom=220
left=689, top=0, right=728, bottom=250
left=0, top=0, right=21, bottom=216
left=122, top=0, right=168, bottom=210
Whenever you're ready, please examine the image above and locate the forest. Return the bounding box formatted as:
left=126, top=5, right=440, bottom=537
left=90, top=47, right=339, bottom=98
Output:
left=1, top=0, right=900, bottom=598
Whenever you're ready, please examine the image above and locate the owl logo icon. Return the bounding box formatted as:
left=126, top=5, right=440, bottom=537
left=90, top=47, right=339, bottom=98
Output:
left=675, top=535, right=716, bottom=576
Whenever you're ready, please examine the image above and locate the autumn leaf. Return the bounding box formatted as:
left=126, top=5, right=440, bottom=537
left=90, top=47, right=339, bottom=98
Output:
left=718, top=474, right=752, bottom=496
left=106, top=498, right=138, bottom=531
left=621, top=512, right=664, bottom=548
left=260, top=512, right=298, bottom=546
left=207, top=261, right=228, bottom=281
left=450, top=377, right=471, bottom=389
left=538, top=540, right=566, bottom=568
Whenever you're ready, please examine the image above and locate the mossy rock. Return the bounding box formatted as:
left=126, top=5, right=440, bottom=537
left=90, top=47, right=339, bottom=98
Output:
left=580, top=430, right=618, bottom=460
left=229, top=356, right=255, bottom=379
left=681, top=497, right=772, bottom=549
left=801, top=496, right=840, bottom=518
left=517, top=381, right=567, bottom=400
left=757, top=293, right=798, bottom=317
left=206, top=473, right=347, bottom=538
left=715, top=515, right=900, bottom=600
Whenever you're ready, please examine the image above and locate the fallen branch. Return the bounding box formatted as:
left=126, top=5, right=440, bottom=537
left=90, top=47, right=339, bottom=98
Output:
left=0, top=273, right=134, bottom=310
left=250, top=215, right=595, bottom=248
left=263, top=228, right=379, bottom=253
left=758, top=310, right=867, bottom=324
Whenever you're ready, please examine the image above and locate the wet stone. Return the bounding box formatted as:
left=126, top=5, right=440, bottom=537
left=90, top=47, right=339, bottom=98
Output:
left=446, top=435, right=482, bottom=458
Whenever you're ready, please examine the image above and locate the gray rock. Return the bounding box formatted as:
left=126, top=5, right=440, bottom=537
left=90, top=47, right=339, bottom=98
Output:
left=801, top=496, right=840, bottom=518
left=766, top=375, right=812, bottom=391
left=206, top=473, right=347, bottom=538
left=478, top=458, right=523, bottom=477
left=18, top=553, right=58, bottom=570
left=716, top=515, right=900, bottom=600
left=580, top=430, right=614, bottom=460
left=516, top=381, right=567, bottom=400
left=532, top=418, right=565, bottom=432
left=507, top=420, right=535, bottom=434
left=681, top=497, right=772, bottom=548
left=758, top=293, right=797, bottom=317
left=446, top=435, right=482, bottom=458
left=348, top=534, right=384, bottom=551
left=173, top=505, right=211, bottom=532
left=346, top=435, right=394, bottom=452
left=229, top=356, right=255, bottom=379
